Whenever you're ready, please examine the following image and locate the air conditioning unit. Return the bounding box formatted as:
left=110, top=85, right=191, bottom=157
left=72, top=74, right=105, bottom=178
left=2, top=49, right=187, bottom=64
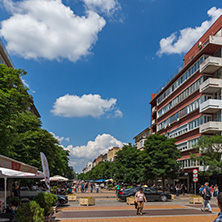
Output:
left=198, top=42, right=202, bottom=47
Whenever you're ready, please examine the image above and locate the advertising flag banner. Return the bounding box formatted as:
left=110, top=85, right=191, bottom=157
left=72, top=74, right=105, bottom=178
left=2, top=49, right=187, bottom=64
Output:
left=40, top=152, right=50, bottom=192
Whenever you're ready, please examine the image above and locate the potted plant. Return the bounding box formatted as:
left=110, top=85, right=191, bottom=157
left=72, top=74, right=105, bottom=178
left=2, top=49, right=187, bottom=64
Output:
left=16, top=201, right=44, bottom=222
left=79, top=197, right=95, bottom=206
left=34, top=192, right=58, bottom=221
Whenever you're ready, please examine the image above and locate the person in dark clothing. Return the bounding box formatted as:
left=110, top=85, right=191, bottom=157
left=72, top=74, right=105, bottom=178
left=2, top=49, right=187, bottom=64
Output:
left=12, top=184, right=20, bottom=199
left=201, top=182, right=212, bottom=213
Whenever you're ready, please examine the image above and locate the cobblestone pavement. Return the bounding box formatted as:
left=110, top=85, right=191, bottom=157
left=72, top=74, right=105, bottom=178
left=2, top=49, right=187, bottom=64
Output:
left=53, top=190, right=218, bottom=222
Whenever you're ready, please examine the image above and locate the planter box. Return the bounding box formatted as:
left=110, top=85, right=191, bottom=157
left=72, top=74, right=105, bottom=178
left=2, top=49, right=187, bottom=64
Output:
left=126, top=197, right=135, bottom=205
left=79, top=198, right=95, bottom=206
left=67, top=194, right=77, bottom=201
left=189, top=197, right=203, bottom=204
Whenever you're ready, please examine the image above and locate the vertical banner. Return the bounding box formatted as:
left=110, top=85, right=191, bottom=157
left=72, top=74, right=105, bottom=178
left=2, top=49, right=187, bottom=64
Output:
left=40, top=152, right=50, bottom=192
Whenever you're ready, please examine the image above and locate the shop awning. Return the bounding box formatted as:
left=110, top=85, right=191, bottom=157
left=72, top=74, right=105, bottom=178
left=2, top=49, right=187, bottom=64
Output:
left=0, top=155, right=38, bottom=174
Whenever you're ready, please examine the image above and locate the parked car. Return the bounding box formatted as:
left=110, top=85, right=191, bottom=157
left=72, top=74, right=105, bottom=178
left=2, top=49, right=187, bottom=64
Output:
left=57, top=195, right=68, bottom=205
left=117, top=187, right=171, bottom=202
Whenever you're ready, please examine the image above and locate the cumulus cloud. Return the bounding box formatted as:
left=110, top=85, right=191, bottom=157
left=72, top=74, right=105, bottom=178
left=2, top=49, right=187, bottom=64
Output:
left=63, top=133, right=123, bottom=172
left=50, top=132, right=70, bottom=143
left=51, top=94, right=123, bottom=118
left=0, top=0, right=106, bottom=62
left=83, top=0, right=121, bottom=16
left=157, top=7, right=222, bottom=56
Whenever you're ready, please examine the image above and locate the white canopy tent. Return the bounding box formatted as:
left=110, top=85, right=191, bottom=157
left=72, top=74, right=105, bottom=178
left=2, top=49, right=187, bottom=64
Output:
left=41, top=175, right=68, bottom=182
left=0, top=167, right=44, bottom=208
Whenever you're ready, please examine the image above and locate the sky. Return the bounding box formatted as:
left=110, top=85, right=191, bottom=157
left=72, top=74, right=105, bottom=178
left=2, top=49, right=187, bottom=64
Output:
left=0, top=0, right=222, bottom=173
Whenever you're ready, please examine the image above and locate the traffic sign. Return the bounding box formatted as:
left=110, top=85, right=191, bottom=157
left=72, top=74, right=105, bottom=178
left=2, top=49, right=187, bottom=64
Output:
left=193, top=174, right=198, bottom=177
left=193, top=177, right=198, bottom=183
left=193, top=169, right=198, bottom=174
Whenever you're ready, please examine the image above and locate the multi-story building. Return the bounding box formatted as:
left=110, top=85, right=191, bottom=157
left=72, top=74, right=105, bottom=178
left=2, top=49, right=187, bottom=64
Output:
left=107, top=147, right=121, bottom=161
left=0, top=38, right=40, bottom=118
left=134, top=127, right=151, bottom=150
left=96, top=154, right=103, bottom=165
left=150, top=15, right=222, bottom=190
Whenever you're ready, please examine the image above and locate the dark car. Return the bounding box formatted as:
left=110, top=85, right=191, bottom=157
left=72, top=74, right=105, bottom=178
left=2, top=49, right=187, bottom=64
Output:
left=57, top=195, right=68, bottom=205
left=117, top=187, right=171, bottom=202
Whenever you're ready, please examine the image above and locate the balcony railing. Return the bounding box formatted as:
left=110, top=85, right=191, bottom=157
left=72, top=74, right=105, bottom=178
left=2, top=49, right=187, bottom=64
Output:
left=200, top=78, right=222, bottom=94
left=200, top=99, right=222, bottom=113
left=209, top=35, right=222, bottom=46
left=200, top=121, right=222, bottom=134
left=200, top=56, right=222, bottom=74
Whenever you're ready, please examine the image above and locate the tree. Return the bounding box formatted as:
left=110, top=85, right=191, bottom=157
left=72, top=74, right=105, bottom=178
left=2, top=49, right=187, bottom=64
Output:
left=113, top=144, right=144, bottom=184
left=143, top=134, right=181, bottom=190
left=191, top=135, right=222, bottom=177
left=0, top=64, right=31, bottom=154
left=0, top=64, right=72, bottom=176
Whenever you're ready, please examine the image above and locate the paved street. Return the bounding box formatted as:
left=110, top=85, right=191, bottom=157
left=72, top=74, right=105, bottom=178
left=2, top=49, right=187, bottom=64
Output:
left=52, top=190, right=219, bottom=222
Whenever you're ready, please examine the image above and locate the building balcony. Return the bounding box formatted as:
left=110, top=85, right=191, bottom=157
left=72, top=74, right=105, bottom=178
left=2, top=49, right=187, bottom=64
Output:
left=200, top=99, right=222, bottom=113
left=209, top=35, right=222, bottom=46
left=200, top=121, right=222, bottom=134
left=200, top=78, right=222, bottom=94
left=200, top=56, right=222, bottom=74
left=151, top=119, right=156, bottom=125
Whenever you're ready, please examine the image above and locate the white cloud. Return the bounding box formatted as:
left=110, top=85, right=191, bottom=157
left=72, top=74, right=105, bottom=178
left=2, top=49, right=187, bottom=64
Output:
left=63, top=133, right=123, bottom=172
left=83, top=0, right=121, bottom=16
left=50, top=132, right=70, bottom=143
left=51, top=93, right=122, bottom=118
left=0, top=0, right=106, bottom=62
left=157, top=7, right=222, bottom=56
left=114, top=109, right=123, bottom=118
left=65, top=137, right=70, bottom=142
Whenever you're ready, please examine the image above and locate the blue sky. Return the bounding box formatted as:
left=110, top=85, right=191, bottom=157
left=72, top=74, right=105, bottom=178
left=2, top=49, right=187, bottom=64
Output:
left=0, top=0, right=222, bottom=172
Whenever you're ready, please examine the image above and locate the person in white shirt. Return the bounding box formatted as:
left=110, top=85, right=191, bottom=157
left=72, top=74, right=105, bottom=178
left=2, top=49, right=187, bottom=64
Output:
left=135, top=187, right=147, bottom=216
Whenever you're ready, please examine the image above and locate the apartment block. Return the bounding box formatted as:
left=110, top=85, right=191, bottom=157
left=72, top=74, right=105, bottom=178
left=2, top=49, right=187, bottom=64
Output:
left=150, top=15, right=222, bottom=188
left=107, top=147, right=121, bottom=161
left=134, top=127, right=151, bottom=150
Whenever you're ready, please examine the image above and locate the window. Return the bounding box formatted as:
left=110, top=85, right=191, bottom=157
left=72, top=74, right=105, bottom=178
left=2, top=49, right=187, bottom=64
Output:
left=157, top=55, right=206, bottom=105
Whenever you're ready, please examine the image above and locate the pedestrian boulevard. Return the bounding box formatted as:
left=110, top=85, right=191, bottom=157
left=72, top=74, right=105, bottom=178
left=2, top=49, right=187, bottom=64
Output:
left=53, top=190, right=219, bottom=222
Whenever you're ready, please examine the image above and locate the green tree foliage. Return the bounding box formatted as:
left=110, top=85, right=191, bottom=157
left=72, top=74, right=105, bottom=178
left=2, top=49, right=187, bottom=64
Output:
left=16, top=201, right=44, bottom=222
left=113, top=144, right=144, bottom=183
left=0, top=64, right=31, bottom=154
left=191, top=135, right=222, bottom=176
left=143, top=134, right=181, bottom=189
left=34, top=192, right=58, bottom=216
left=78, top=161, right=114, bottom=180
left=0, top=64, right=73, bottom=176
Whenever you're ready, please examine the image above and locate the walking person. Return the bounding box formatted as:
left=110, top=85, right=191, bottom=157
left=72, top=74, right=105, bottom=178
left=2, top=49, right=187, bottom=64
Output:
left=135, top=187, right=147, bottom=216
left=213, top=191, right=222, bottom=221
left=201, top=182, right=212, bottom=213
left=90, top=183, right=94, bottom=193
left=214, top=184, right=219, bottom=198
left=96, top=183, right=99, bottom=193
